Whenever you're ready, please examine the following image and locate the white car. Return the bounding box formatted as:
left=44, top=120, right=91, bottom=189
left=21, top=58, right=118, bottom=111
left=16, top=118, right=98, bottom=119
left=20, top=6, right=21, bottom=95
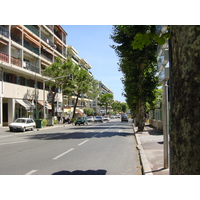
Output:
left=9, top=118, right=36, bottom=132
left=87, top=116, right=94, bottom=123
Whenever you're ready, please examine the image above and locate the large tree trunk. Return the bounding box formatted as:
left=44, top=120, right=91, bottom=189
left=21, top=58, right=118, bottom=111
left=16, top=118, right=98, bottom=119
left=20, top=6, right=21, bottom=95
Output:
left=135, top=97, right=145, bottom=132
left=170, top=25, right=200, bottom=174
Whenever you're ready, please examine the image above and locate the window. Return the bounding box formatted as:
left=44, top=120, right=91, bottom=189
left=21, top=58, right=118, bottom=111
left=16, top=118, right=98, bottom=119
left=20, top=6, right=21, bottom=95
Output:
left=25, top=78, right=30, bottom=86
left=3, top=72, right=10, bottom=82
left=16, top=76, right=21, bottom=85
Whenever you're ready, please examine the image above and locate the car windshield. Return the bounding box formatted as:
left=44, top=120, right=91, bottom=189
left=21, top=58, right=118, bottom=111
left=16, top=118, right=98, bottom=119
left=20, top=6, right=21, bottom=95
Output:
left=77, top=117, right=84, bottom=120
left=96, top=117, right=102, bottom=119
left=15, top=119, right=26, bottom=123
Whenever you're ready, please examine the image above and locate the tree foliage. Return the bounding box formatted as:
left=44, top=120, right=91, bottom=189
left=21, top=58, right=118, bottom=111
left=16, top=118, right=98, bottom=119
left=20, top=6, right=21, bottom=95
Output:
left=66, top=67, right=100, bottom=118
left=83, top=107, right=95, bottom=116
left=98, top=93, right=114, bottom=114
left=110, top=25, right=160, bottom=131
left=42, top=57, right=74, bottom=117
left=42, top=57, right=100, bottom=118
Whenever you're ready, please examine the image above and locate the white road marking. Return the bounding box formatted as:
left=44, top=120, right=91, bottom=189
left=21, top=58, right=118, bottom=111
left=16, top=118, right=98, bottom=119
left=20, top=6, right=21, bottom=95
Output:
left=0, top=141, right=28, bottom=146
left=78, top=139, right=89, bottom=146
left=25, top=170, right=37, bottom=175
left=53, top=148, right=74, bottom=160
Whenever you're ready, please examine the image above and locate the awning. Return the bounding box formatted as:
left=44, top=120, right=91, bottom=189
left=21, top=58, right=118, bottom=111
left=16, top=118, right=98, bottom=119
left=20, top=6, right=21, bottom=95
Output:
left=70, top=108, right=83, bottom=114
left=63, top=108, right=71, bottom=113
left=15, top=99, right=35, bottom=110
left=37, top=100, right=52, bottom=109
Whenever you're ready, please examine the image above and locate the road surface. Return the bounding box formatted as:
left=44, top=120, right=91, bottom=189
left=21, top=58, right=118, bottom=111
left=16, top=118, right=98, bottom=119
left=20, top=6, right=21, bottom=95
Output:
left=0, top=119, right=141, bottom=175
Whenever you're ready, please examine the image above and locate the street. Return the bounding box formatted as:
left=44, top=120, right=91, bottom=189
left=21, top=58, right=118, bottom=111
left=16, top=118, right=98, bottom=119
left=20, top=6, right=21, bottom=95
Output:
left=0, top=119, right=141, bottom=175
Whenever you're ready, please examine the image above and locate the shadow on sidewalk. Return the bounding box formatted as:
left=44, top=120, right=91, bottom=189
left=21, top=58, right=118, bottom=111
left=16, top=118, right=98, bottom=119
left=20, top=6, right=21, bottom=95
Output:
left=145, top=167, right=169, bottom=175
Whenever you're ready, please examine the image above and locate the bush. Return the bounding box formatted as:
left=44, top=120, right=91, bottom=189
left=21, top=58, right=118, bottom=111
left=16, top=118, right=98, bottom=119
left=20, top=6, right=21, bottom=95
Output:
left=70, top=118, right=76, bottom=124
left=54, top=119, right=58, bottom=124
left=42, top=119, right=48, bottom=127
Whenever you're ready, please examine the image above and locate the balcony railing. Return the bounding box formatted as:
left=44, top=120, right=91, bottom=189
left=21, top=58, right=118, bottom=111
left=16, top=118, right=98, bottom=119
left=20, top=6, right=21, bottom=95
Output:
left=0, top=52, right=9, bottom=62
left=24, top=25, right=39, bottom=37
left=46, top=25, right=54, bottom=32
left=24, top=40, right=39, bottom=55
left=55, top=31, right=62, bottom=40
left=0, top=26, right=9, bottom=38
left=11, top=56, right=22, bottom=67
left=11, top=33, right=22, bottom=45
left=22, top=61, right=39, bottom=74
left=41, top=33, right=54, bottom=47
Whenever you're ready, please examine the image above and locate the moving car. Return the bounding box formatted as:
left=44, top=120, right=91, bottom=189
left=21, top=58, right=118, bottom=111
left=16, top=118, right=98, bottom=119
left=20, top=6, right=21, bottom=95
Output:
left=94, top=116, right=103, bottom=123
left=75, top=117, right=88, bottom=126
left=87, top=116, right=94, bottom=123
left=9, top=118, right=36, bottom=132
left=121, top=114, right=128, bottom=122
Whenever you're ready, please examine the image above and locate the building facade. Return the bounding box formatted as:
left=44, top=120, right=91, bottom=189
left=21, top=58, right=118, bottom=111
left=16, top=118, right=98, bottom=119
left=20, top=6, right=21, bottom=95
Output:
left=0, top=25, right=67, bottom=127
left=149, top=25, right=169, bottom=130
left=91, top=81, right=114, bottom=115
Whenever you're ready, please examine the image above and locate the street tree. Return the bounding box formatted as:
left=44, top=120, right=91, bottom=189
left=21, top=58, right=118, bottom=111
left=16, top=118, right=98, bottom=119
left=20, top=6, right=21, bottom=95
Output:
left=98, top=93, right=114, bottom=115
left=66, top=67, right=100, bottom=119
left=170, top=25, right=200, bottom=174
left=112, top=101, right=122, bottom=113
left=121, top=102, right=128, bottom=113
left=83, top=107, right=95, bottom=116
left=111, top=25, right=159, bottom=131
left=42, top=57, right=74, bottom=117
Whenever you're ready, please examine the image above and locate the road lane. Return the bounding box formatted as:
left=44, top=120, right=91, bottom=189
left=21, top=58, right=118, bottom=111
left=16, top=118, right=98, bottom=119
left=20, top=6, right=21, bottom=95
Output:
left=0, top=119, right=142, bottom=175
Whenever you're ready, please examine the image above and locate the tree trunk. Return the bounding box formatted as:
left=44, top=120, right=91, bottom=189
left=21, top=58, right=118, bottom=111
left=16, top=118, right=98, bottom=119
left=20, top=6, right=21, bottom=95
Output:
left=51, top=91, right=57, bottom=117
left=170, top=25, right=200, bottom=174
left=72, top=95, right=79, bottom=119
left=136, top=97, right=145, bottom=132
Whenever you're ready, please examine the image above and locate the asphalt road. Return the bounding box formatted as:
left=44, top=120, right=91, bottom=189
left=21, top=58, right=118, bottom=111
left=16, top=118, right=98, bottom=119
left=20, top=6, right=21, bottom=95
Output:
left=0, top=119, right=142, bottom=175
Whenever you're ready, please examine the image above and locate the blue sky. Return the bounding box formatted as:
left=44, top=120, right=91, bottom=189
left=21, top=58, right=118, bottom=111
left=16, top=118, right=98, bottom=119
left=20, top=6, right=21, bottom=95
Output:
left=61, top=25, right=126, bottom=102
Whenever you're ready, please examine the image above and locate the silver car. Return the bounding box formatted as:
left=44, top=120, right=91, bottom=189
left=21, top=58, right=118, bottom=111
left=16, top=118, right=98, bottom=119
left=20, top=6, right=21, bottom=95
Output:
left=9, top=118, right=36, bottom=132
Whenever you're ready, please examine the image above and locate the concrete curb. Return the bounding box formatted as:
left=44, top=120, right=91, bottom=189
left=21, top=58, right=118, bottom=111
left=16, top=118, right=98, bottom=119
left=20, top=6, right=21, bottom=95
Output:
left=133, top=125, right=153, bottom=175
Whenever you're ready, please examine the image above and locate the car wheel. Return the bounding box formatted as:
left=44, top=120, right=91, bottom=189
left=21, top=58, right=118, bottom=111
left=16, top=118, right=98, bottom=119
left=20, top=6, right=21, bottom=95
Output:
left=22, top=127, right=26, bottom=132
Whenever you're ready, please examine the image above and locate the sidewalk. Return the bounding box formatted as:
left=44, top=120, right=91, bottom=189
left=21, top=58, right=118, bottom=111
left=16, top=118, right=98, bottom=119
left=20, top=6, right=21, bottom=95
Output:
left=134, top=124, right=169, bottom=175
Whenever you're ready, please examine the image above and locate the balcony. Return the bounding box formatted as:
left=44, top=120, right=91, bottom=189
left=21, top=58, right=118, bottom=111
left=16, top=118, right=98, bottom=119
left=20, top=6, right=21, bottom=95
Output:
left=0, top=26, right=9, bottom=38
left=41, top=33, right=54, bottom=47
left=11, top=56, right=22, bottom=67
left=11, top=33, right=22, bottom=45
left=24, top=40, right=39, bottom=55
left=0, top=52, right=9, bottom=62
left=46, top=25, right=54, bottom=32
left=22, top=61, right=39, bottom=73
left=41, top=49, right=53, bottom=62
left=24, top=25, right=39, bottom=37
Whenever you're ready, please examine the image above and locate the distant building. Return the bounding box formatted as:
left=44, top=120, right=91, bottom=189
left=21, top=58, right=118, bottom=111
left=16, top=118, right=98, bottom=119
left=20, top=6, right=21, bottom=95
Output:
left=91, top=81, right=113, bottom=115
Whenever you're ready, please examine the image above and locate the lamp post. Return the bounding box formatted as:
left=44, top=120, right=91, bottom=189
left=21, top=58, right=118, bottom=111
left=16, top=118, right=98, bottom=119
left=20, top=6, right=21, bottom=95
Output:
left=43, top=74, right=72, bottom=119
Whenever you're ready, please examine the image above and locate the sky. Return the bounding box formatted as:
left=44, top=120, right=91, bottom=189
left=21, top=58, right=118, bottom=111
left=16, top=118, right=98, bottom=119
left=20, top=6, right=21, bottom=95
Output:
left=61, top=25, right=126, bottom=102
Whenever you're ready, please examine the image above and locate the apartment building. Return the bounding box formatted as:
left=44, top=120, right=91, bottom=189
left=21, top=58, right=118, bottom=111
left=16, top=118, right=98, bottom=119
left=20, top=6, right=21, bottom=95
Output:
left=0, top=25, right=67, bottom=127
left=149, top=25, right=169, bottom=130
left=91, top=81, right=114, bottom=115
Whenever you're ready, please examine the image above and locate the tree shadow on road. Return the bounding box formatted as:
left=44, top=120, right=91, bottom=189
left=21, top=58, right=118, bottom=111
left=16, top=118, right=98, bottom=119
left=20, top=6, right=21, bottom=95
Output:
left=26, top=130, right=134, bottom=140
left=52, top=169, right=107, bottom=175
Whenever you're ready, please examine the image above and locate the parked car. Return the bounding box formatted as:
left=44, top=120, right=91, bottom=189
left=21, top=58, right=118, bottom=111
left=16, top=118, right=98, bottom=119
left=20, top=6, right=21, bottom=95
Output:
left=9, top=118, right=36, bottom=132
left=121, top=114, right=128, bottom=122
left=103, top=116, right=110, bottom=122
left=87, top=116, right=94, bottom=123
left=94, top=116, right=103, bottom=123
left=75, top=117, right=88, bottom=126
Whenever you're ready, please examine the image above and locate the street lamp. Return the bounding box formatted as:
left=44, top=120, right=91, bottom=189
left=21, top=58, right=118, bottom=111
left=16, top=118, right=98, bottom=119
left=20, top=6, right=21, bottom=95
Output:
left=43, top=74, right=72, bottom=119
